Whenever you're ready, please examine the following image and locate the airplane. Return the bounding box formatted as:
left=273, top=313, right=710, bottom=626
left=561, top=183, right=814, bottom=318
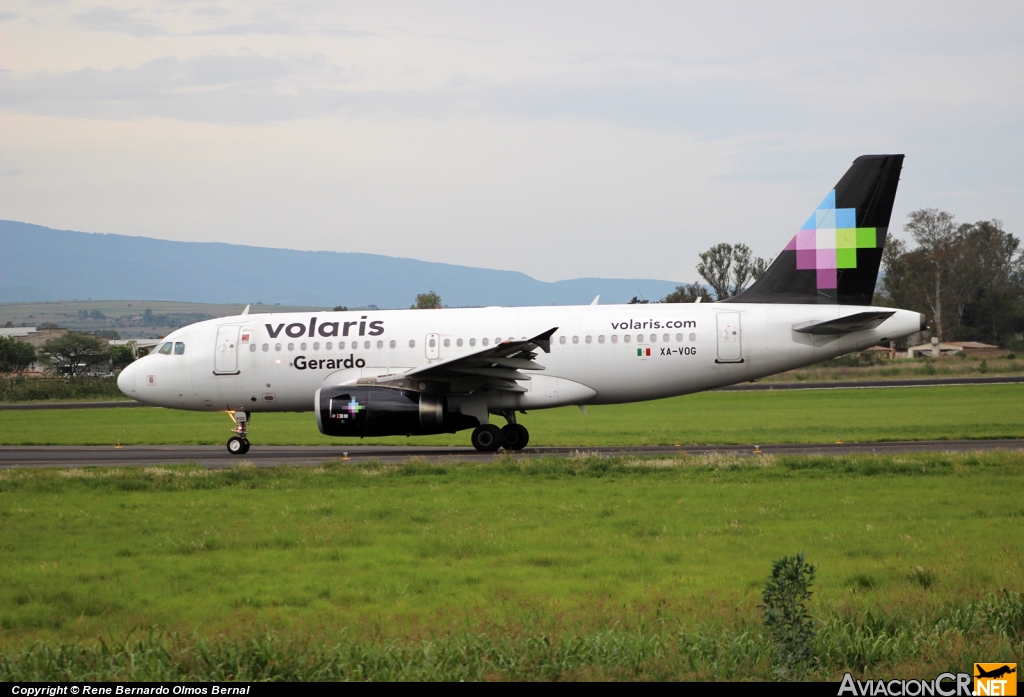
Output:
left=117, top=154, right=925, bottom=454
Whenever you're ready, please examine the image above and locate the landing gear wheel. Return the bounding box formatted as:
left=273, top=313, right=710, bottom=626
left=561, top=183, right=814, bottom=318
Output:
left=227, top=436, right=249, bottom=455
left=471, top=424, right=504, bottom=452
left=500, top=424, right=529, bottom=450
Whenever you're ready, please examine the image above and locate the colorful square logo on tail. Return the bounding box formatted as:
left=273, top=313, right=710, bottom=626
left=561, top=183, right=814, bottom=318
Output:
left=784, top=189, right=878, bottom=290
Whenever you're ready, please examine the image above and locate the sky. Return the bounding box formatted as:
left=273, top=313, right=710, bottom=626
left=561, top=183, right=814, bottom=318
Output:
left=2, top=1, right=1022, bottom=283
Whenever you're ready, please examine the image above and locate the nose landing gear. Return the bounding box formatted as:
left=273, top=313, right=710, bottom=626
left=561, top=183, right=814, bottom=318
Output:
left=227, top=411, right=250, bottom=455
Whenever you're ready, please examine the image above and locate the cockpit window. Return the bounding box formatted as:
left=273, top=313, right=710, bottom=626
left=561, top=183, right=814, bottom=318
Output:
left=157, top=342, right=173, bottom=355
left=174, top=342, right=185, bottom=355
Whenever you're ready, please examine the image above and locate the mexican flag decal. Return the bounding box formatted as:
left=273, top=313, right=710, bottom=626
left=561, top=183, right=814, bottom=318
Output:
left=637, top=348, right=651, bottom=357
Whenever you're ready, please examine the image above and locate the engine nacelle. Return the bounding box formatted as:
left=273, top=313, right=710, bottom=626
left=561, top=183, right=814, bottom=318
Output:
left=315, top=385, right=479, bottom=437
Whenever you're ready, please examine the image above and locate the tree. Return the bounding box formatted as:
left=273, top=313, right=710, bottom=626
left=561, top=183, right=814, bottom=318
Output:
left=904, top=209, right=959, bottom=341
left=111, top=345, right=137, bottom=370
left=412, top=291, right=442, bottom=309
left=37, top=333, right=111, bottom=377
left=696, top=243, right=768, bottom=300
left=661, top=283, right=713, bottom=303
left=627, top=296, right=649, bottom=304
left=333, top=306, right=349, bottom=312
left=0, top=336, right=36, bottom=372
left=958, top=220, right=1024, bottom=345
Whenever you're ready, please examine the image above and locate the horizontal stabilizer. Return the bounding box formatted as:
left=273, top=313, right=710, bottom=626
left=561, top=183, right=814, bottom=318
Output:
left=793, top=311, right=895, bottom=335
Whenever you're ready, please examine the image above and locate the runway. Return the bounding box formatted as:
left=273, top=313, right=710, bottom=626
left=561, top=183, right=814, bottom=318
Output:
left=2, top=439, right=1022, bottom=469
left=1, top=376, right=1021, bottom=411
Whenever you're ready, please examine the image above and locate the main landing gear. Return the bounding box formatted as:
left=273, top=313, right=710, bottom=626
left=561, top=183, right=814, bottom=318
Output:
left=471, top=412, right=529, bottom=452
left=227, top=411, right=250, bottom=455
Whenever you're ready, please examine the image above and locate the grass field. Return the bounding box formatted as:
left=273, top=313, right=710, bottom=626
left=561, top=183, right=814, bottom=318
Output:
left=2, top=384, right=1022, bottom=447
left=1, top=452, right=1022, bottom=680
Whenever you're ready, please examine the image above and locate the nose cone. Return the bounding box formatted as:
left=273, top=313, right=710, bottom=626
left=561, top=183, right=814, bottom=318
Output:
left=117, top=361, right=138, bottom=399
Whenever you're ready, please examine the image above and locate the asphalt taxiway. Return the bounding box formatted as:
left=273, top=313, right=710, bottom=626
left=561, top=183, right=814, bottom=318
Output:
left=1, top=439, right=1022, bottom=469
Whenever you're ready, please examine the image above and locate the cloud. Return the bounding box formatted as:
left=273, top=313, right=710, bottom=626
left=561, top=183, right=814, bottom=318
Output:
left=191, top=20, right=378, bottom=37
left=72, top=7, right=167, bottom=37
left=0, top=11, right=18, bottom=22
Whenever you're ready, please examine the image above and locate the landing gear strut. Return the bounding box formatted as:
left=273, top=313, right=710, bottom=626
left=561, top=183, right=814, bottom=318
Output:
left=227, top=411, right=250, bottom=455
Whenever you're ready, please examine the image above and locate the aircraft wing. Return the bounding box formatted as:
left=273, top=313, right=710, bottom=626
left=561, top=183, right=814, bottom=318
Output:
left=376, top=327, right=558, bottom=393
left=792, top=310, right=895, bottom=335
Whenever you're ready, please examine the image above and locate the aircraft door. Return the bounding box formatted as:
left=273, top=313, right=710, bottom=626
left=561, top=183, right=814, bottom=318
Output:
left=425, top=333, right=439, bottom=360
left=716, top=312, right=743, bottom=363
left=214, top=325, right=241, bottom=374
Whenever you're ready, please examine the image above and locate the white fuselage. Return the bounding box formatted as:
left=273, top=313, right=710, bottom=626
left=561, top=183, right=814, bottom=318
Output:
left=118, top=303, right=923, bottom=419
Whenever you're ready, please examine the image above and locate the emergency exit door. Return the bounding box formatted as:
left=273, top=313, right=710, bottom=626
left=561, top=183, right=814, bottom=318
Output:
left=716, top=312, right=743, bottom=363
left=214, top=325, right=241, bottom=374
left=425, top=333, right=439, bottom=360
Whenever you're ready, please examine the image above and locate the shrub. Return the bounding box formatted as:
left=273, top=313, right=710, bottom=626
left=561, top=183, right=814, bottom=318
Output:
left=761, top=552, right=818, bottom=676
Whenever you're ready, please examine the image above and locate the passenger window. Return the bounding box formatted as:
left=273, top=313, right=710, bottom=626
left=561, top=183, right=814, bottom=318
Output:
left=158, top=342, right=172, bottom=355
left=249, top=344, right=256, bottom=352
left=482, top=338, right=489, bottom=346
left=559, top=336, right=566, bottom=345
left=174, top=342, right=185, bottom=355
left=456, top=338, right=463, bottom=347
left=339, top=341, right=346, bottom=349
left=364, top=341, right=370, bottom=349
left=443, top=338, right=450, bottom=347
left=585, top=336, right=592, bottom=344
left=326, top=342, right=332, bottom=350
left=611, top=335, right=618, bottom=343
left=689, top=333, right=697, bottom=341
left=429, top=338, right=436, bottom=347
left=275, top=343, right=281, bottom=351
left=675, top=334, right=683, bottom=342
left=495, top=338, right=502, bottom=345
left=409, top=339, right=416, bottom=348
left=572, top=336, right=579, bottom=344
left=300, top=342, right=307, bottom=351
left=624, top=335, right=631, bottom=343
left=649, top=334, right=656, bottom=343
left=390, top=340, right=396, bottom=348
left=598, top=335, right=605, bottom=344
left=287, top=343, right=294, bottom=351
left=377, top=340, right=383, bottom=349
left=663, top=334, right=669, bottom=342
left=313, top=342, right=319, bottom=350
left=470, top=338, right=476, bottom=347
left=262, top=343, right=269, bottom=352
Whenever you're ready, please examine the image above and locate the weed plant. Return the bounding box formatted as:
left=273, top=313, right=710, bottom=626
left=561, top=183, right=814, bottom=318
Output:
left=0, top=376, right=123, bottom=403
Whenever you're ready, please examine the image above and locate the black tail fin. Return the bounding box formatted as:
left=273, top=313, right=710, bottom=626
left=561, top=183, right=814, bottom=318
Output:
left=726, top=154, right=904, bottom=305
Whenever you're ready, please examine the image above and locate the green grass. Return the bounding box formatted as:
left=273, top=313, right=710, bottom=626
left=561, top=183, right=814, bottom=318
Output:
left=2, top=384, right=1022, bottom=446
left=1, top=452, right=1022, bottom=679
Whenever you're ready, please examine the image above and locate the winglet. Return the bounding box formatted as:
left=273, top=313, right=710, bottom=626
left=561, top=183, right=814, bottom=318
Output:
left=241, top=304, right=250, bottom=315
left=530, top=327, right=558, bottom=353
left=590, top=295, right=600, bottom=305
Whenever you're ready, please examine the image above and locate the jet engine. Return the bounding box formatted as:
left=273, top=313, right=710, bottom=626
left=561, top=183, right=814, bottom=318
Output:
left=315, top=385, right=479, bottom=437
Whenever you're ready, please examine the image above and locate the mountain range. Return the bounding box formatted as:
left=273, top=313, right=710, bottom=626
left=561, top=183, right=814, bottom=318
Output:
left=1, top=220, right=684, bottom=308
